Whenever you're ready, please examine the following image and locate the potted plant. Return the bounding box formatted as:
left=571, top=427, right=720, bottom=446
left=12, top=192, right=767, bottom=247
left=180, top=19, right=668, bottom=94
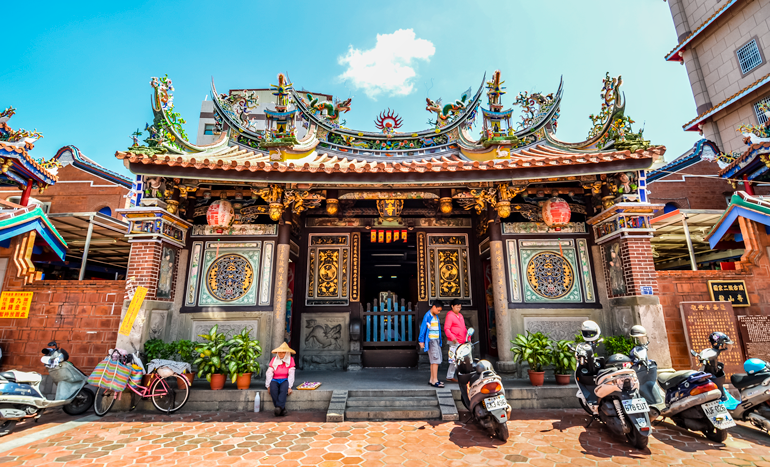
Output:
left=511, top=331, right=552, bottom=386
left=143, top=338, right=175, bottom=386
left=224, top=327, right=262, bottom=390
left=174, top=339, right=197, bottom=385
left=193, top=325, right=230, bottom=390
left=551, top=339, right=577, bottom=385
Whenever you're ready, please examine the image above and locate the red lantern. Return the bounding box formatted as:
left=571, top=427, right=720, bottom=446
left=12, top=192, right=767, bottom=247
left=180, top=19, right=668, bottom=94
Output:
left=542, top=197, right=571, bottom=230
left=206, top=200, right=234, bottom=227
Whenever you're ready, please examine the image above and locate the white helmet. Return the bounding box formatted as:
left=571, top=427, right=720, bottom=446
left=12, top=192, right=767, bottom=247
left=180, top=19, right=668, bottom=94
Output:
left=581, top=320, right=601, bottom=342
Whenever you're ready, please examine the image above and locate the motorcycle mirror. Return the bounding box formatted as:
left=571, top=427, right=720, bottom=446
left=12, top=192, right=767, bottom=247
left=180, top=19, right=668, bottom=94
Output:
left=467, top=328, right=475, bottom=337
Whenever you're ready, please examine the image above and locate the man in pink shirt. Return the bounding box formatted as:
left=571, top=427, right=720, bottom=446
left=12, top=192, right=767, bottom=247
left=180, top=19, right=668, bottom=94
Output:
left=444, top=299, right=468, bottom=382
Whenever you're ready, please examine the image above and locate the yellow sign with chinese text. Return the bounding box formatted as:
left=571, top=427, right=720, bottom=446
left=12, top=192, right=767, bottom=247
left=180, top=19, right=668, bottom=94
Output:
left=0, top=292, right=33, bottom=319
left=118, top=286, right=147, bottom=336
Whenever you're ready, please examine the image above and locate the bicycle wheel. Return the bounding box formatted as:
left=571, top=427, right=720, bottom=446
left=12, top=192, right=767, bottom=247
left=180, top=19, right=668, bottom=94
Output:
left=93, top=387, right=116, bottom=417
left=150, top=373, right=190, bottom=413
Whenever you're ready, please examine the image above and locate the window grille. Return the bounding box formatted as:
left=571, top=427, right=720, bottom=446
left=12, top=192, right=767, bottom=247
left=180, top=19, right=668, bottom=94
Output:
left=737, top=39, right=763, bottom=74
left=754, top=97, right=770, bottom=124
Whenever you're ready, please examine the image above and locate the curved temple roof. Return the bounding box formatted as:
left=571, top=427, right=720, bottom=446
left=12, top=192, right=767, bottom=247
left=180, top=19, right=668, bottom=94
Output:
left=116, top=71, right=665, bottom=183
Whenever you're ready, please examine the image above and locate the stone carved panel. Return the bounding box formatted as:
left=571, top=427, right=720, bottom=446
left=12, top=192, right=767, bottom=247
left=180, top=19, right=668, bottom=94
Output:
left=191, top=320, right=259, bottom=342
left=148, top=310, right=168, bottom=340
left=300, top=312, right=349, bottom=370
left=198, top=245, right=262, bottom=307
left=519, top=240, right=581, bottom=303
left=524, top=316, right=588, bottom=342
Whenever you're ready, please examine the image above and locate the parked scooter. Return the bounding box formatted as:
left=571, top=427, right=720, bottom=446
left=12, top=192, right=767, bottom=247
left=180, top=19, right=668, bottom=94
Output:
left=455, top=328, right=511, bottom=441
left=0, top=341, right=95, bottom=436
left=695, top=332, right=770, bottom=435
left=627, top=326, right=667, bottom=421
left=574, top=321, right=651, bottom=450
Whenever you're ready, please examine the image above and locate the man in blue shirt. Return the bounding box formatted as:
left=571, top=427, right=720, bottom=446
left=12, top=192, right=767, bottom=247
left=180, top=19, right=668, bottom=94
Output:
left=419, top=300, right=444, bottom=388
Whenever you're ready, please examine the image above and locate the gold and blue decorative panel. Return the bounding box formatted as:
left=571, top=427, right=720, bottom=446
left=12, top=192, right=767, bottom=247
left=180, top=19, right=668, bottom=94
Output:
left=306, top=234, right=349, bottom=306
left=427, top=234, right=471, bottom=304
left=518, top=240, right=582, bottom=303
left=197, top=243, right=263, bottom=307
left=576, top=239, right=595, bottom=303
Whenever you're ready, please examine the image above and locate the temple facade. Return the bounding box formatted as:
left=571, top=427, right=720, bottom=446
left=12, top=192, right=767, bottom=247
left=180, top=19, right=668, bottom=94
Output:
left=113, top=71, right=671, bottom=372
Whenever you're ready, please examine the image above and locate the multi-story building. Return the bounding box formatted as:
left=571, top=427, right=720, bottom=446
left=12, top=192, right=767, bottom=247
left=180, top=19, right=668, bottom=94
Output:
left=665, top=0, right=770, bottom=157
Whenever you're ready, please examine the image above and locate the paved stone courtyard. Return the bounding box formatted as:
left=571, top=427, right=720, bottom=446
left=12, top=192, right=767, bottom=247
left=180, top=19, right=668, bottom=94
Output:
left=0, top=409, right=769, bottom=466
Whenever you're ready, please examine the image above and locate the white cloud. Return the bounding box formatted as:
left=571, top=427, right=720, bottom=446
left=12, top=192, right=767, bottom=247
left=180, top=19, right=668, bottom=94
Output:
left=338, top=29, right=435, bottom=99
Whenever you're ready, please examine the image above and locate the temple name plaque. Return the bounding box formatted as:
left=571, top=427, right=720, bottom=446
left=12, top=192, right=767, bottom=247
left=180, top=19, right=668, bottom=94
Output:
left=736, top=315, right=770, bottom=363
left=679, top=301, right=745, bottom=376
left=707, top=280, right=750, bottom=307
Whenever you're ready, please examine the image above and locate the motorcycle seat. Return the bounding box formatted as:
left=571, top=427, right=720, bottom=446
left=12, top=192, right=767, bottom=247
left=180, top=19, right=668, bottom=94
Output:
left=0, top=370, right=41, bottom=384
left=730, top=372, right=770, bottom=390
left=657, top=370, right=695, bottom=391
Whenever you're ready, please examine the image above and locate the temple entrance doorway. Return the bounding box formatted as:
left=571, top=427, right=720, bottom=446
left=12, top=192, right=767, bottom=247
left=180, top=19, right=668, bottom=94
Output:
left=359, top=230, right=419, bottom=367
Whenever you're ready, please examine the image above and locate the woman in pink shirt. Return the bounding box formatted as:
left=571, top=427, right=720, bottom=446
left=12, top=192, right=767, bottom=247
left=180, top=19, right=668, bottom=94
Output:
left=265, top=342, right=296, bottom=416
left=444, top=299, right=468, bottom=382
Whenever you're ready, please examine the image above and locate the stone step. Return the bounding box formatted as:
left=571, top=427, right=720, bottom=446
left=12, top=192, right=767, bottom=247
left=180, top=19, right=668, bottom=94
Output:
left=348, top=389, right=437, bottom=398
left=345, top=407, right=442, bottom=420
left=345, top=396, right=438, bottom=408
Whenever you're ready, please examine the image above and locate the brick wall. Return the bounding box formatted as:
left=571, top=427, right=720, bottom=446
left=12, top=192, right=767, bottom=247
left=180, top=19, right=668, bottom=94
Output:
left=0, top=277, right=125, bottom=373
left=657, top=265, right=770, bottom=369
left=649, top=159, right=734, bottom=210
left=0, top=164, right=129, bottom=220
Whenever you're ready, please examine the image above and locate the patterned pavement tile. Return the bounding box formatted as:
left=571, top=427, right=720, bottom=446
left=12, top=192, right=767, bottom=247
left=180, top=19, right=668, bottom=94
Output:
left=0, top=410, right=769, bottom=465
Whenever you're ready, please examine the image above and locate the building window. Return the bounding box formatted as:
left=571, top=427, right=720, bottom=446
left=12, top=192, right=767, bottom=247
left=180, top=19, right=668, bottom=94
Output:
left=754, top=96, right=770, bottom=124
left=97, top=206, right=112, bottom=216
left=737, top=39, right=763, bottom=74
left=204, top=124, right=216, bottom=135
left=8, top=197, right=50, bottom=213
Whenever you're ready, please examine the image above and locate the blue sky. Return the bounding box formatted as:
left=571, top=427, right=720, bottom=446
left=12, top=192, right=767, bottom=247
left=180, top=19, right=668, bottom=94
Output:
left=3, top=0, right=702, bottom=175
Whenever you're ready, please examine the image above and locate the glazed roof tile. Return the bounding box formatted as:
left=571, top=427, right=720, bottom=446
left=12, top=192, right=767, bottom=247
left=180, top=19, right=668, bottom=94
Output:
left=665, top=0, right=739, bottom=62
left=116, top=144, right=665, bottom=176
left=683, top=73, right=770, bottom=131
left=0, top=141, right=59, bottom=183
left=718, top=140, right=770, bottom=176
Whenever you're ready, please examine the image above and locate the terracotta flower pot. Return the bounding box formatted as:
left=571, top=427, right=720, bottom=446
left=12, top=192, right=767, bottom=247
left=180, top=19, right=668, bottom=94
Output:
left=236, top=373, right=252, bottom=390
left=555, top=373, right=571, bottom=385
left=209, top=373, right=226, bottom=390
left=528, top=369, right=545, bottom=387
left=183, top=372, right=195, bottom=386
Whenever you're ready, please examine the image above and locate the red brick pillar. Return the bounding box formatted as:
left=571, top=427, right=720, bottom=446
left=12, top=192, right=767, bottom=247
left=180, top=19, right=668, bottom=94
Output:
left=125, top=241, right=163, bottom=300
left=620, top=237, right=659, bottom=297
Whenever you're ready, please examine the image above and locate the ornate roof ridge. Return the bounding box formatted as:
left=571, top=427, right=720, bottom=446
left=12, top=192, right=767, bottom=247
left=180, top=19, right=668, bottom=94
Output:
left=54, top=145, right=132, bottom=188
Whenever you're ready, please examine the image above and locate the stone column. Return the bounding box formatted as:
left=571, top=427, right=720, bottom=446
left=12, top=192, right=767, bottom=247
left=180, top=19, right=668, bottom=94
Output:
left=271, top=212, right=291, bottom=351
left=602, top=236, right=673, bottom=369
left=488, top=210, right=514, bottom=369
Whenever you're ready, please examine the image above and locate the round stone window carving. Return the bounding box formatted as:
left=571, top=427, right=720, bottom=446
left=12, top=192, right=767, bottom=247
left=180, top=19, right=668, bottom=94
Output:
left=206, top=254, right=254, bottom=302
left=525, top=251, right=574, bottom=299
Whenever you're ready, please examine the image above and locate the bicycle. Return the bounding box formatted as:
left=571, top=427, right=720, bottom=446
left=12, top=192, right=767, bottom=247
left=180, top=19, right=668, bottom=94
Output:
left=93, top=360, right=190, bottom=416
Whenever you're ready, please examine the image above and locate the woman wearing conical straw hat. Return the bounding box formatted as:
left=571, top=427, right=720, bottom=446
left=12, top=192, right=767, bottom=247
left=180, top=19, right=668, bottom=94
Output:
left=265, top=342, right=296, bottom=416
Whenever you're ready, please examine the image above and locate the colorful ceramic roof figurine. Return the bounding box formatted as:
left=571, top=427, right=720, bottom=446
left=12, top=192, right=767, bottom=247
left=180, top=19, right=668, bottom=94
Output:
left=116, top=70, right=665, bottom=184
left=0, top=106, right=59, bottom=189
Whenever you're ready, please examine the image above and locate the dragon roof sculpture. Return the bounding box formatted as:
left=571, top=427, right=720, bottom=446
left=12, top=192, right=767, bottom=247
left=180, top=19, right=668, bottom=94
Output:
left=116, top=70, right=665, bottom=184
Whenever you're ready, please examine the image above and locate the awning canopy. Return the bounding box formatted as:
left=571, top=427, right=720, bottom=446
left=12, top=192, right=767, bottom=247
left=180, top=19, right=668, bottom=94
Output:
left=651, top=209, right=735, bottom=269
left=0, top=200, right=67, bottom=260
left=705, top=192, right=770, bottom=249
left=47, top=212, right=130, bottom=271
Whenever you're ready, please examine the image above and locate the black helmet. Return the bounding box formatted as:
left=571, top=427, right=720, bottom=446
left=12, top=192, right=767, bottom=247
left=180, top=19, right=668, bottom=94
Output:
left=709, top=332, right=733, bottom=350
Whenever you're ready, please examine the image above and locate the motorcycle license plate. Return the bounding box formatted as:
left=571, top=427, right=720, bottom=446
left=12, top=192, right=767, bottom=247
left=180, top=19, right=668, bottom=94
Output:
left=622, top=398, right=650, bottom=414
left=484, top=394, right=507, bottom=411
left=702, top=400, right=736, bottom=429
